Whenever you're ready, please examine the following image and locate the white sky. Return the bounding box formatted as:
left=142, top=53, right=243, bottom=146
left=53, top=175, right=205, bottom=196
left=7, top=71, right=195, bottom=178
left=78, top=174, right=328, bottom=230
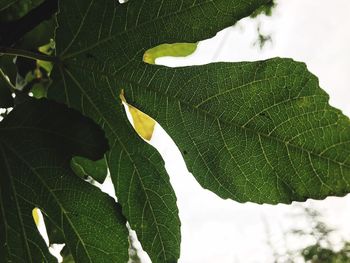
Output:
left=145, top=0, right=350, bottom=262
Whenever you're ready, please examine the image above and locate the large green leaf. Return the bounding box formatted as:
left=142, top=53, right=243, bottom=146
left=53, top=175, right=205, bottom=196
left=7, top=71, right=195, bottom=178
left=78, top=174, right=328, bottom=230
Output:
left=51, top=1, right=268, bottom=262
left=123, top=59, right=350, bottom=203
left=48, top=0, right=350, bottom=262
left=0, top=99, right=129, bottom=262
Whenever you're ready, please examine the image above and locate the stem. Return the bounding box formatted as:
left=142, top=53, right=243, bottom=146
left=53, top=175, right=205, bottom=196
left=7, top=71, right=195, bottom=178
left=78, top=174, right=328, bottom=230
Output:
left=0, top=69, right=15, bottom=92
left=0, top=47, right=57, bottom=62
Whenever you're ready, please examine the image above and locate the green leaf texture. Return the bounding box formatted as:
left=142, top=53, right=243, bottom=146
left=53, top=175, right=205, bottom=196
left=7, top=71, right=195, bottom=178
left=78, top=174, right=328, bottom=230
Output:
left=51, top=1, right=269, bottom=262
left=71, top=156, right=108, bottom=184
left=48, top=0, right=350, bottom=262
left=0, top=99, right=129, bottom=262
left=123, top=60, right=350, bottom=204
left=55, top=0, right=268, bottom=70
left=50, top=68, right=181, bottom=263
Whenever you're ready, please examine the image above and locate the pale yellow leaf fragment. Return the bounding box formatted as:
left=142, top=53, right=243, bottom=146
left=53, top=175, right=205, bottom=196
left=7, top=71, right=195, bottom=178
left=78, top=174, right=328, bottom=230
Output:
left=120, top=90, right=156, bottom=141
left=143, top=43, right=198, bottom=64
left=32, top=208, right=40, bottom=226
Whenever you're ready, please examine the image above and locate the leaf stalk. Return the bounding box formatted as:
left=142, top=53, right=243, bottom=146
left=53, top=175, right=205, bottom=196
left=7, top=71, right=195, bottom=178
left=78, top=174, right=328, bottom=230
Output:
left=0, top=47, right=57, bottom=62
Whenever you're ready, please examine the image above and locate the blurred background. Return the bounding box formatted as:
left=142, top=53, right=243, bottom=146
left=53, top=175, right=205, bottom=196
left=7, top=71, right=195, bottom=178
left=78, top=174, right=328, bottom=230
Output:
left=128, top=0, right=350, bottom=262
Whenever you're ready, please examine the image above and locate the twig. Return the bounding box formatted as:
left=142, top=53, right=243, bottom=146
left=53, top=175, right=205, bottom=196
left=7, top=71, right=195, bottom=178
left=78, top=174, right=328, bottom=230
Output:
left=0, top=46, right=57, bottom=62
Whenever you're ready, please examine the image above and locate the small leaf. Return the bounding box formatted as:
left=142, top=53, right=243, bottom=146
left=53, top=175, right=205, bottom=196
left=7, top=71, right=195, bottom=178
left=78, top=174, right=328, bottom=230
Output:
left=38, top=40, right=55, bottom=74
left=71, top=156, right=108, bottom=184
left=31, top=83, right=48, bottom=99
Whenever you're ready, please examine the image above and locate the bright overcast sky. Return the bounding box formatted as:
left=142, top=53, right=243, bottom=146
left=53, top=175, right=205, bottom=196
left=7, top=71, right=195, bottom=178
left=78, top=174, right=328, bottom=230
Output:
left=142, top=1, right=350, bottom=262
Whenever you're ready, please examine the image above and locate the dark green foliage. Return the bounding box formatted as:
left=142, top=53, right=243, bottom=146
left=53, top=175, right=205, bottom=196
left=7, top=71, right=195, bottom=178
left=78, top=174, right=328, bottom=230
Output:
left=0, top=70, right=13, bottom=108
left=0, top=0, right=349, bottom=262
left=0, top=0, right=14, bottom=11
left=302, top=243, right=350, bottom=263
left=251, top=0, right=276, bottom=18
left=71, top=157, right=107, bottom=184
left=0, top=99, right=129, bottom=262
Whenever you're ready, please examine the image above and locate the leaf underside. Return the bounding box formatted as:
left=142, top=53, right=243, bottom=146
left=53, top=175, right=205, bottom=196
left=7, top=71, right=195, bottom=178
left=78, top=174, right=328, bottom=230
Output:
left=34, top=0, right=350, bottom=262
left=0, top=99, right=129, bottom=263
left=71, top=156, right=108, bottom=184
left=124, top=59, right=350, bottom=204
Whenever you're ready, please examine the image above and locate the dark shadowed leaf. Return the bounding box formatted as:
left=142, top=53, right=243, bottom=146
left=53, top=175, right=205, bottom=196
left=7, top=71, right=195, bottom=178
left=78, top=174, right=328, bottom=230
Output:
left=0, top=99, right=129, bottom=262
left=0, top=0, right=16, bottom=11
left=0, top=69, right=14, bottom=108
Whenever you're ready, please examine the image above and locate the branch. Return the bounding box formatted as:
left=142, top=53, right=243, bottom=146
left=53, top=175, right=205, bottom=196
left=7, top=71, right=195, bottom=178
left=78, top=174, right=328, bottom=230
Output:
left=0, top=0, right=58, bottom=46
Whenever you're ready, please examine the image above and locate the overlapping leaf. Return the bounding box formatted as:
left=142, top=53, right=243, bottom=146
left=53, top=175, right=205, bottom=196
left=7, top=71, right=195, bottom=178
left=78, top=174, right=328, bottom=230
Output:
left=123, top=59, right=350, bottom=203
left=47, top=0, right=350, bottom=262
left=0, top=99, right=129, bottom=262
left=71, top=156, right=108, bottom=184
left=50, top=68, right=181, bottom=263
left=123, top=43, right=198, bottom=141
